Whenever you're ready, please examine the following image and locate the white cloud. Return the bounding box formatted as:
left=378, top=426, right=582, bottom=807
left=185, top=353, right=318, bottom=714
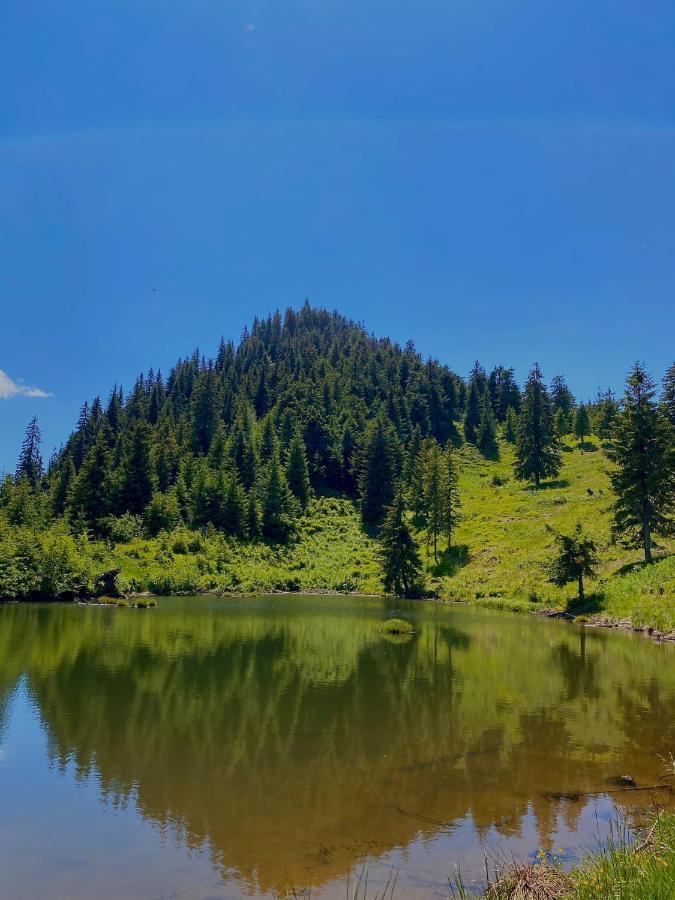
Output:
left=0, top=369, right=52, bottom=399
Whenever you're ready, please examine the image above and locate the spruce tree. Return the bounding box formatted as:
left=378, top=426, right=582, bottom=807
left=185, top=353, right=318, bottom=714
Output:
left=358, top=418, right=400, bottom=526
left=285, top=431, right=311, bottom=510
left=442, top=447, right=461, bottom=550
left=553, top=407, right=568, bottom=443
left=608, top=363, right=675, bottom=563
left=221, top=476, right=248, bottom=537
left=594, top=389, right=618, bottom=442
left=379, top=491, right=424, bottom=598
left=548, top=523, right=599, bottom=603
left=71, top=430, right=111, bottom=533
left=421, top=440, right=443, bottom=561
left=16, top=417, right=43, bottom=486
left=52, top=453, right=76, bottom=516
left=550, top=375, right=575, bottom=417
left=503, top=406, right=518, bottom=444
left=463, top=380, right=481, bottom=444
left=477, top=392, right=498, bottom=458
left=515, top=364, right=561, bottom=488
left=574, top=404, right=590, bottom=446
left=661, top=362, right=675, bottom=427
left=247, top=492, right=262, bottom=540
left=118, top=422, right=155, bottom=515
left=261, top=450, right=297, bottom=542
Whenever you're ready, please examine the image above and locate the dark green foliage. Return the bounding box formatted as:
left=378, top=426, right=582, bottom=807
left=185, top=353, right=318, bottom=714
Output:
left=358, top=418, right=400, bottom=526
left=477, top=392, right=499, bottom=458
left=548, top=523, right=598, bottom=602
left=443, top=448, right=461, bottom=549
left=221, top=477, right=248, bottom=538
left=515, top=364, right=561, bottom=488
left=550, top=375, right=575, bottom=417
left=593, top=389, right=619, bottom=442
left=16, top=417, right=43, bottom=486
left=71, top=430, right=111, bottom=534
left=553, top=407, right=569, bottom=442
left=464, top=379, right=482, bottom=444
left=661, top=363, right=675, bottom=426
left=118, top=423, right=155, bottom=515
left=503, top=406, right=519, bottom=443
left=285, top=430, right=311, bottom=510
left=379, top=492, right=424, bottom=598
left=608, top=363, right=675, bottom=563
left=420, top=439, right=444, bottom=561
left=261, top=451, right=298, bottom=542
left=574, top=404, right=590, bottom=445
left=489, top=366, right=521, bottom=421
left=144, top=491, right=181, bottom=537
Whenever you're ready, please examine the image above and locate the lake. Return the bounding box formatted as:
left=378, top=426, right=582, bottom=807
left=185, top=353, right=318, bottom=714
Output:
left=0, top=596, right=673, bottom=898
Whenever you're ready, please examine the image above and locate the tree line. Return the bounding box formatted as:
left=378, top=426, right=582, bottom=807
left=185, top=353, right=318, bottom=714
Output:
left=2, top=304, right=674, bottom=598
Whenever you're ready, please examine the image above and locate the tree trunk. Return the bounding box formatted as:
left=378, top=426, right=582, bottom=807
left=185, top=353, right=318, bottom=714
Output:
left=643, top=517, right=653, bottom=563
left=577, top=571, right=585, bottom=603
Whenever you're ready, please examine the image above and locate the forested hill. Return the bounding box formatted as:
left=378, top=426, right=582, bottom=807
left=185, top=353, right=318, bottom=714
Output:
left=28, top=303, right=479, bottom=535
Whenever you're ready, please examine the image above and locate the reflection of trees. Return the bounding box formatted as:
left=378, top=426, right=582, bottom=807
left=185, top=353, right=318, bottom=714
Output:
left=0, top=601, right=673, bottom=893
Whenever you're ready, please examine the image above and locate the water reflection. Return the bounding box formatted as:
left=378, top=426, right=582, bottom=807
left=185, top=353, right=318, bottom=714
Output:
left=0, top=597, right=673, bottom=896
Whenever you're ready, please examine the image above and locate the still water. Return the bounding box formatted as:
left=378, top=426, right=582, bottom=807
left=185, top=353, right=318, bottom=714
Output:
left=0, top=596, right=673, bottom=898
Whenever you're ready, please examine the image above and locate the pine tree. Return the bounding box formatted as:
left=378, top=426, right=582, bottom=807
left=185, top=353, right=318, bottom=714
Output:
left=118, top=422, right=155, bottom=515
left=550, top=375, right=575, bottom=417
left=661, top=363, right=675, bottom=427
left=247, top=492, right=262, bottom=539
left=144, top=490, right=181, bottom=536
left=463, top=380, right=481, bottom=444
left=442, top=448, right=461, bottom=550
left=477, top=392, right=498, bottom=458
left=547, top=523, right=599, bottom=603
left=16, top=417, right=43, bottom=486
left=261, top=450, right=297, bottom=542
left=594, top=389, right=619, bottom=442
left=574, top=404, right=590, bottom=446
left=608, top=363, right=675, bottom=563
left=421, top=440, right=443, bottom=561
left=503, top=406, right=518, bottom=444
left=221, top=476, right=248, bottom=537
left=553, top=407, right=568, bottom=443
left=358, top=418, right=400, bottom=526
left=52, top=453, right=76, bottom=516
left=515, top=364, right=561, bottom=488
left=285, top=431, right=311, bottom=510
left=71, top=430, right=111, bottom=533
left=379, top=491, right=424, bottom=598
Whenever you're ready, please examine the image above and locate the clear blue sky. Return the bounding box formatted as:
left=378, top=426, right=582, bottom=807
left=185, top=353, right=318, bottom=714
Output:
left=1, top=0, right=674, bottom=473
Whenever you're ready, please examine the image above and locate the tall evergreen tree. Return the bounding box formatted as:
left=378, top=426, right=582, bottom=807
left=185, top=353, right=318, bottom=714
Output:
left=515, top=364, right=561, bottom=488
left=574, top=404, right=590, bottom=445
left=118, top=422, right=155, bottom=515
left=71, top=429, right=111, bottom=533
left=463, top=380, right=482, bottom=444
left=503, top=406, right=519, bottom=444
left=261, top=450, right=297, bottom=542
left=285, top=431, right=311, bottom=510
left=16, top=417, right=43, bottom=486
left=608, top=363, right=675, bottom=563
left=553, top=407, right=569, bottom=443
left=358, top=418, right=400, bottom=526
left=550, top=375, right=575, bottom=417
left=661, top=362, right=675, bottom=427
left=379, top=491, right=424, bottom=598
left=477, top=392, right=499, bottom=458
left=594, top=389, right=619, bottom=442
left=421, top=440, right=444, bottom=561
left=442, top=448, right=461, bottom=550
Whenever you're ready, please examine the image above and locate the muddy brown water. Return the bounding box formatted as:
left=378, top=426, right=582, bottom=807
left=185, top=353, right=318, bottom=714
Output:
left=0, top=595, right=673, bottom=897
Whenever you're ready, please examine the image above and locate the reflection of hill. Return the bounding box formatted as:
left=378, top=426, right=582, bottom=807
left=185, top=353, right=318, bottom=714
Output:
left=0, top=599, right=674, bottom=893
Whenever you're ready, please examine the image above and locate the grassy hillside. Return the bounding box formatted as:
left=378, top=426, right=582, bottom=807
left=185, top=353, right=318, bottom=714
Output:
left=105, top=434, right=674, bottom=632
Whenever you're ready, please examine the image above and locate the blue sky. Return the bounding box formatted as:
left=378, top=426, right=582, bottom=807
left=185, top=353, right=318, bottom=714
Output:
left=1, top=0, right=674, bottom=472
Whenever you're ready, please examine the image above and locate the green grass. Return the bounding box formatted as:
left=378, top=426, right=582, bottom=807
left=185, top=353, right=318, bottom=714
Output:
left=569, top=811, right=675, bottom=899
left=380, top=617, right=414, bottom=634
left=106, top=436, right=674, bottom=632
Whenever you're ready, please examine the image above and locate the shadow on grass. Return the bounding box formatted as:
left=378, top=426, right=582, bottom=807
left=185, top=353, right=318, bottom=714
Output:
left=430, top=544, right=469, bottom=577
left=522, top=478, right=570, bottom=491
left=611, top=552, right=673, bottom=578
left=578, top=440, right=599, bottom=452
left=566, top=591, right=607, bottom=617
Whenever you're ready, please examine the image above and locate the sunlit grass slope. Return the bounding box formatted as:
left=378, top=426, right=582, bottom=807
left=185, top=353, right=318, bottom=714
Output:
left=112, top=436, right=674, bottom=631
